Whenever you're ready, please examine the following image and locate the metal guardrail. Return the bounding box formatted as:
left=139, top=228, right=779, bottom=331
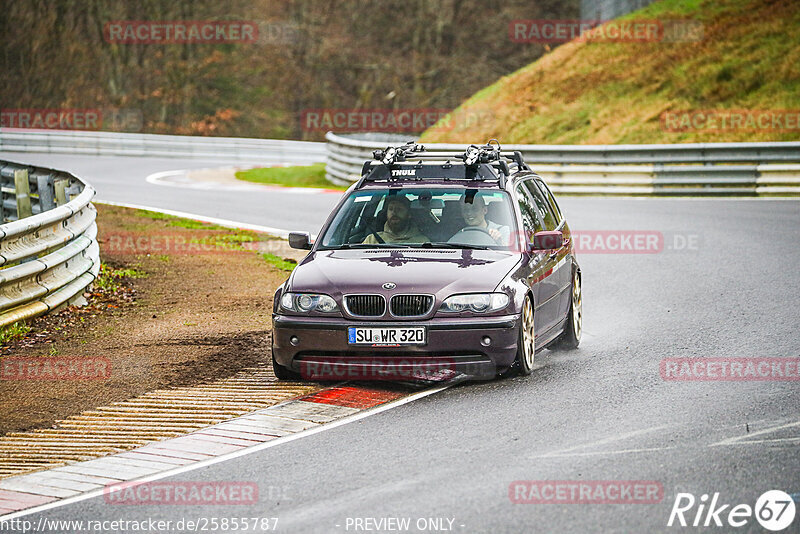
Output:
left=0, top=160, right=99, bottom=329
left=0, top=129, right=327, bottom=165
left=326, top=132, right=800, bottom=196
left=3, top=129, right=797, bottom=195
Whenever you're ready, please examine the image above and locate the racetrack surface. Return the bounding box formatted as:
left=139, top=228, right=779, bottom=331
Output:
left=0, top=152, right=337, bottom=235
left=2, top=151, right=799, bottom=532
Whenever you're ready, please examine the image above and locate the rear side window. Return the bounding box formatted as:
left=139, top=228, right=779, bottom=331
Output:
left=536, top=179, right=563, bottom=225
left=523, top=180, right=557, bottom=231
left=515, top=184, right=543, bottom=237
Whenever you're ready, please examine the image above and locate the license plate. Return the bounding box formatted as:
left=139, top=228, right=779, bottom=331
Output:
left=348, top=326, right=426, bottom=346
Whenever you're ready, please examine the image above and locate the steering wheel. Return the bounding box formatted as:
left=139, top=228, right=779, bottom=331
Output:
left=458, top=226, right=494, bottom=238
left=448, top=226, right=497, bottom=246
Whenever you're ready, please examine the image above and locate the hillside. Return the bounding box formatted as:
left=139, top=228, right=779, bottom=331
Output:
left=420, top=0, right=800, bottom=144
left=0, top=0, right=574, bottom=140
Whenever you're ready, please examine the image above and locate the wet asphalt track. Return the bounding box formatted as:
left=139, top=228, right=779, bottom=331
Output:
left=2, top=151, right=799, bottom=533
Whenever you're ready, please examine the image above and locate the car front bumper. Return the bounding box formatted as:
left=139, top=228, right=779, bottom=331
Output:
left=272, top=314, right=520, bottom=381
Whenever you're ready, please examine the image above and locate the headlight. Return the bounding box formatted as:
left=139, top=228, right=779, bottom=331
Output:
left=439, top=293, right=510, bottom=313
left=280, top=292, right=339, bottom=313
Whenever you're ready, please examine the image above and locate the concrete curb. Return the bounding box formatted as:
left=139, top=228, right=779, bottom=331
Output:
left=0, top=383, right=442, bottom=519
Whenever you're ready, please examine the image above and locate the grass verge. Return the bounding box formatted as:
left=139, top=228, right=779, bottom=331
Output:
left=235, top=163, right=347, bottom=190
left=261, top=253, right=297, bottom=272
left=0, top=322, right=31, bottom=344
left=135, top=209, right=227, bottom=230
left=95, top=264, right=147, bottom=292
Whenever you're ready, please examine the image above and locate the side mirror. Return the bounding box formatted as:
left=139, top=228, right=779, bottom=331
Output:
left=288, top=232, right=312, bottom=250
left=530, top=230, right=563, bottom=251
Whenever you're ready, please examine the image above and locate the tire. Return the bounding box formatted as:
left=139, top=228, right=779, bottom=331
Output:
left=556, top=269, right=582, bottom=350
left=506, top=294, right=535, bottom=377
left=272, top=354, right=301, bottom=380
left=271, top=337, right=301, bottom=380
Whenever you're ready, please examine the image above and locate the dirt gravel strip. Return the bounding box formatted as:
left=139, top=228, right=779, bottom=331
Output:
left=0, top=362, right=318, bottom=480
left=0, top=383, right=435, bottom=518
left=1, top=203, right=308, bottom=437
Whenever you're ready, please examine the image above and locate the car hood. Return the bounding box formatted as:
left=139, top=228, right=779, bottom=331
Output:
left=289, top=248, right=521, bottom=299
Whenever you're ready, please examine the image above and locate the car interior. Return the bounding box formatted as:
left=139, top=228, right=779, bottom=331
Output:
left=335, top=191, right=514, bottom=246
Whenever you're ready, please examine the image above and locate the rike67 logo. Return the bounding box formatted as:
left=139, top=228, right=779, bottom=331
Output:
left=668, top=490, right=796, bottom=531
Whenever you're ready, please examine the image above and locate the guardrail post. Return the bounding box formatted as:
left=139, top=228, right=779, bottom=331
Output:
left=65, top=183, right=81, bottom=199
left=0, top=165, right=11, bottom=223
left=54, top=179, right=69, bottom=206
left=35, top=173, right=56, bottom=212
left=14, top=169, right=33, bottom=219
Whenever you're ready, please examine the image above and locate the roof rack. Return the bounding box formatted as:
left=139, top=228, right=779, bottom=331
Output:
left=357, top=140, right=531, bottom=189
left=371, top=141, right=426, bottom=165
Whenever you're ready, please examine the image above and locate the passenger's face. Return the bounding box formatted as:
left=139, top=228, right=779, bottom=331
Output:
left=386, top=201, right=410, bottom=232
left=461, top=199, right=487, bottom=226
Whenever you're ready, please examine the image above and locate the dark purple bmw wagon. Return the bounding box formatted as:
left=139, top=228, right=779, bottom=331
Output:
left=272, top=142, right=581, bottom=381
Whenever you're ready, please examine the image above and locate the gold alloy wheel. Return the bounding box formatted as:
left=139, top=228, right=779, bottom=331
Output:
left=572, top=270, right=582, bottom=341
left=522, top=296, right=535, bottom=369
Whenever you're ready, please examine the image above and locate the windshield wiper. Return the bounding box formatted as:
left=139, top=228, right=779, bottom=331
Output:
left=325, top=242, right=490, bottom=251
left=325, top=243, right=414, bottom=250
left=418, top=242, right=491, bottom=250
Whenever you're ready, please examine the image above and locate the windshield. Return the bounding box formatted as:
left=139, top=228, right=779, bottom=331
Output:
left=319, top=187, right=518, bottom=250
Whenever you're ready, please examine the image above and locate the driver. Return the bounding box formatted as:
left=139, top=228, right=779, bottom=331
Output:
left=363, top=195, right=428, bottom=244
left=459, top=193, right=510, bottom=245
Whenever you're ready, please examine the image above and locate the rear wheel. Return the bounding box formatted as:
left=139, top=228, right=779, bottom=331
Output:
left=507, top=295, right=535, bottom=377
left=556, top=269, right=582, bottom=349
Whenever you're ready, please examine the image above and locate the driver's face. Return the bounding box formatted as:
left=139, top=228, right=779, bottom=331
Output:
left=386, top=201, right=410, bottom=232
left=461, top=199, right=487, bottom=226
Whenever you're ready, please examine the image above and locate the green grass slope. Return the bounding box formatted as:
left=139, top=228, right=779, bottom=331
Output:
left=235, top=164, right=346, bottom=190
left=420, top=0, right=800, bottom=144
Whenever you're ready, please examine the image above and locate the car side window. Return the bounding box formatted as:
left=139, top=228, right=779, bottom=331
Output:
left=515, top=184, right=544, bottom=239
left=523, top=179, right=557, bottom=231
left=340, top=195, right=382, bottom=244
left=535, top=179, right=563, bottom=225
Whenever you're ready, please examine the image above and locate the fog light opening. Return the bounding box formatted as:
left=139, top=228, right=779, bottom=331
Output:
left=290, top=336, right=300, bottom=346
left=481, top=336, right=491, bottom=346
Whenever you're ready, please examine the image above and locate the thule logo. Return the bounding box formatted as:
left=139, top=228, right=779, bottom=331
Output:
left=391, top=169, right=416, bottom=176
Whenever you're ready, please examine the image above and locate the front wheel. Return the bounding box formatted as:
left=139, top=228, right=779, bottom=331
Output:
left=272, top=355, right=301, bottom=380
left=272, top=336, right=301, bottom=380
left=508, top=295, right=535, bottom=377
left=556, top=269, right=582, bottom=349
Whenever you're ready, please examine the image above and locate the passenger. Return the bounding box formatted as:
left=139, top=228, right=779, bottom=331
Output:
left=459, top=194, right=511, bottom=245
left=363, top=195, right=429, bottom=244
